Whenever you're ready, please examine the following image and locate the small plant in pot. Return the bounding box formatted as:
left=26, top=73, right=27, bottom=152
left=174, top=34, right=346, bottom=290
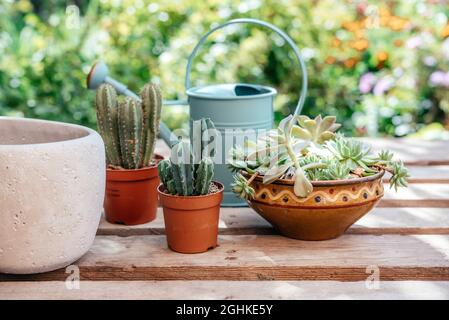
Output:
left=229, top=114, right=409, bottom=241
left=157, top=118, right=223, bottom=254
left=95, top=83, right=162, bottom=225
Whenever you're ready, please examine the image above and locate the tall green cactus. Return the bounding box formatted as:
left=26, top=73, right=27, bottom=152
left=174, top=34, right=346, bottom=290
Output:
left=140, top=83, right=162, bottom=167
left=95, top=84, right=121, bottom=166
left=118, top=97, right=142, bottom=169
left=158, top=119, right=216, bottom=196
left=95, top=83, right=162, bottom=169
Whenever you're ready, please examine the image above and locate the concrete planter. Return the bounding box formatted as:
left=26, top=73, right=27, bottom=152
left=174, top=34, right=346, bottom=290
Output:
left=0, top=117, right=105, bottom=274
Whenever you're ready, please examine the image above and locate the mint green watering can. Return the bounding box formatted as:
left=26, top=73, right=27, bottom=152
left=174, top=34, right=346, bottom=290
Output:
left=87, top=18, right=308, bottom=206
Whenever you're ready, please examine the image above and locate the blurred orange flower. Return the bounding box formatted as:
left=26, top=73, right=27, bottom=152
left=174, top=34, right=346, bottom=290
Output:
left=331, top=38, right=341, bottom=47
left=343, top=57, right=358, bottom=68
left=394, top=39, right=403, bottom=47
left=342, top=21, right=362, bottom=32
left=442, top=24, right=449, bottom=38
left=377, top=51, right=388, bottom=62
left=388, top=17, right=410, bottom=31
left=350, top=38, right=369, bottom=51
left=325, top=56, right=336, bottom=64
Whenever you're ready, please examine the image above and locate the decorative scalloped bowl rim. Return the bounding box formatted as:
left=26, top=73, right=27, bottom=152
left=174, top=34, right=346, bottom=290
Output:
left=243, top=169, right=385, bottom=187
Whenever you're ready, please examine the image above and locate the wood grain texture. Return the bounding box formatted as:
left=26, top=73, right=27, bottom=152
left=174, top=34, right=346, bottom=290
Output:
left=1, top=280, right=449, bottom=300
left=360, top=138, right=449, bottom=165
left=2, top=234, right=449, bottom=281
left=98, top=207, right=449, bottom=236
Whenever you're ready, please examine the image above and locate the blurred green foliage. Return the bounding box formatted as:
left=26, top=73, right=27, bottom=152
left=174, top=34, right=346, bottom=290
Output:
left=1, top=0, right=449, bottom=137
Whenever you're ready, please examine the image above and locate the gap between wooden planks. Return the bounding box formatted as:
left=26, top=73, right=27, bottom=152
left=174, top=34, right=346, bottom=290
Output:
left=1, top=234, right=449, bottom=282
left=1, top=280, right=449, bottom=300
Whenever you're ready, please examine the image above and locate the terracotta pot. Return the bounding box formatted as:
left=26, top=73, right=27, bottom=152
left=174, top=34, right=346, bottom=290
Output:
left=158, top=181, right=224, bottom=253
left=244, top=171, right=385, bottom=241
left=104, top=154, right=163, bottom=225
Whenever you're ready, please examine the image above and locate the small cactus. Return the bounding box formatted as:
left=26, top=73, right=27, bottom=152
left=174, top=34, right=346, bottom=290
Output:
left=95, top=83, right=162, bottom=169
left=158, top=118, right=217, bottom=196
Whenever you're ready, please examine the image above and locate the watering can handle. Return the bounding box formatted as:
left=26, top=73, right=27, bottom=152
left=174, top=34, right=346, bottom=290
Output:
left=185, top=18, right=308, bottom=116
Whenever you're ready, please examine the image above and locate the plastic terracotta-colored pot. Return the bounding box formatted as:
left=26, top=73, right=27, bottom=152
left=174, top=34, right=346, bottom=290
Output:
left=244, top=170, right=385, bottom=241
left=158, top=181, right=224, bottom=254
left=104, top=154, right=163, bottom=225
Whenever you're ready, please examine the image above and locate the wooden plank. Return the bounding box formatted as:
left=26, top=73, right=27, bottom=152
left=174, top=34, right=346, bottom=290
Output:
left=384, top=166, right=449, bottom=183
left=1, top=280, right=449, bottom=300
left=2, top=234, right=449, bottom=281
left=98, top=207, right=449, bottom=236
left=361, top=138, right=449, bottom=165
left=380, top=183, right=449, bottom=207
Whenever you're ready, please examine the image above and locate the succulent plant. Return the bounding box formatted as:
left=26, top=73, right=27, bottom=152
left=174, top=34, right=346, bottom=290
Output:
left=228, top=114, right=409, bottom=200
left=95, top=83, right=162, bottom=169
left=157, top=118, right=217, bottom=196
left=231, top=173, right=255, bottom=200
left=292, top=115, right=341, bottom=144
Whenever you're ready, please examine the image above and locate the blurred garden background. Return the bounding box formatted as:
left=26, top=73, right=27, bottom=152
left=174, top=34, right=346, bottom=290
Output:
left=1, top=0, right=449, bottom=138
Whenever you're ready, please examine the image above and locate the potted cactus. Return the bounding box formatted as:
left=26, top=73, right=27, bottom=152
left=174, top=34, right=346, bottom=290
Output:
left=229, top=114, right=409, bottom=240
left=157, top=118, right=223, bottom=253
left=95, top=83, right=162, bottom=225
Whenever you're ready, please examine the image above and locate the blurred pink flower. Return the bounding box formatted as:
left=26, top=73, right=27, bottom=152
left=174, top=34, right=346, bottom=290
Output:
left=373, top=76, right=394, bottom=96
left=429, top=71, right=449, bottom=87
left=406, top=36, right=423, bottom=49
left=358, top=72, right=376, bottom=94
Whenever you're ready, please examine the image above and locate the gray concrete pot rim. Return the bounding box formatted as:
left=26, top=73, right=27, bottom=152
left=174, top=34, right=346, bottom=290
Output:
left=0, top=116, right=99, bottom=148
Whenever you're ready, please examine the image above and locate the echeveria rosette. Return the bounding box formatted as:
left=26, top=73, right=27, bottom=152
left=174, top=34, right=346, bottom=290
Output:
left=292, top=115, right=341, bottom=145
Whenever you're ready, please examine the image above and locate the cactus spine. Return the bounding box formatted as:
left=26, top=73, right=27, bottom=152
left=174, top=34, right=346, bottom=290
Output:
left=158, top=118, right=217, bottom=196
left=140, top=83, right=162, bottom=167
left=95, top=84, right=121, bottom=166
left=95, top=83, right=162, bottom=169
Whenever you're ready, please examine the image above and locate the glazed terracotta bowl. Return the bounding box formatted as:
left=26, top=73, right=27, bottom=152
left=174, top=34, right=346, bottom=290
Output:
left=244, top=170, right=385, bottom=240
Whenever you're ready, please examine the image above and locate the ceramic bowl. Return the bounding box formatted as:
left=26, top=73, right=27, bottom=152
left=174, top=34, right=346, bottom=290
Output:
left=245, top=170, right=385, bottom=240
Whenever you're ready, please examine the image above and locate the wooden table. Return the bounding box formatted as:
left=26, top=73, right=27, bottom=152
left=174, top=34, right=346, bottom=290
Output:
left=2, top=138, right=449, bottom=299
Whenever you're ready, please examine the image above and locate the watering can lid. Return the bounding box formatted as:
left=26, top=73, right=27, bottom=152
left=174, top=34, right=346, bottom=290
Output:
left=186, top=83, right=276, bottom=100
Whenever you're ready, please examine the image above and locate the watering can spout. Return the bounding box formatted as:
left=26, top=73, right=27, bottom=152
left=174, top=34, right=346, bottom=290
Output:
left=86, top=61, right=180, bottom=146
